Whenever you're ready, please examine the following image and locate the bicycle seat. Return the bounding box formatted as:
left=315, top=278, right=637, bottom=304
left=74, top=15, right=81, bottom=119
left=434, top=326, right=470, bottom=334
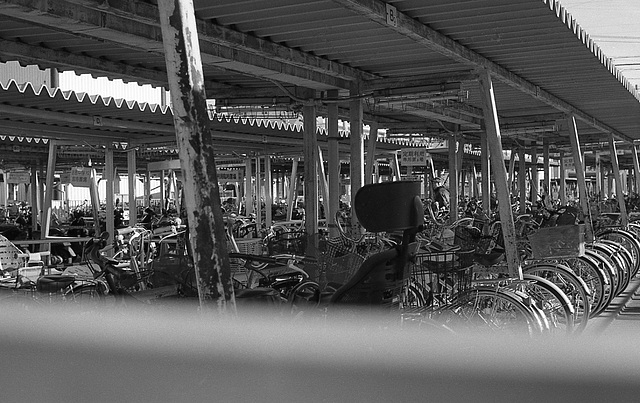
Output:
left=36, top=275, right=76, bottom=293
left=354, top=181, right=424, bottom=232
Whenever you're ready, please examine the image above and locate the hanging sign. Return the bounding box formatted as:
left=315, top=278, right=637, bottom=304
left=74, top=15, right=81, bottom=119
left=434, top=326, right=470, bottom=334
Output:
left=562, top=156, right=575, bottom=171
left=400, top=148, right=430, bottom=166
left=60, top=172, right=71, bottom=184
left=6, top=171, right=30, bottom=184
left=217, top=170, right=241, bottom=182
left=70, top=167, right=92, bottom=187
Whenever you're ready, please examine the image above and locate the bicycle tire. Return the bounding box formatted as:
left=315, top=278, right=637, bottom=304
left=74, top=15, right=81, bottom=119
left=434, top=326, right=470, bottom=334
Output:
left=582, top=250, right=617, bottom=314
left=590, top=241, right=630, bottom=296
left=520, top=274, right=575, bottom=335
left=599, top=227, right=640, bottom=277
left=597, top=239, right=634, bottom=292
left=587, top=244, right=624, bottom=297
left=562, top=254, right=611, bottom=318
left=287, top=280, right=321, bottom=317
left=433, top=286, right=542, bottom=337
left=522, top=262, right=590, bottom=333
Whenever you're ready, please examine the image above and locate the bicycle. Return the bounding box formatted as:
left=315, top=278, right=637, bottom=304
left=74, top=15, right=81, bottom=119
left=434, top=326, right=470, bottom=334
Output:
left=0, top=250, right=106, bottom=310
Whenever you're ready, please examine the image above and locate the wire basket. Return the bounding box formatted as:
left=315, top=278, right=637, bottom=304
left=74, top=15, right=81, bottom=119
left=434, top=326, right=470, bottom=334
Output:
left=316, top=236, right=365, bottom=289
left=266, top=231, right=306, bottom=255
left=229, top=238, right=264, bottom=286
left=406, top=249, right=474, bottom=309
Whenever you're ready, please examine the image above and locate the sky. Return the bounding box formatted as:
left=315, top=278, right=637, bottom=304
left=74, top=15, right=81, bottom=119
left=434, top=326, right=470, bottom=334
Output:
left=558, top=0, right=640, bottom=89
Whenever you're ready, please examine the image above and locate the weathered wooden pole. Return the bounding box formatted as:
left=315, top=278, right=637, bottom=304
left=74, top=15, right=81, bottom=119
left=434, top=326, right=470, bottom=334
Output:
left=448, top=133, right=459, bottom=223
left=518, top=146, right=526, bottom=214
left=608, top=135, right=628, bottom=226
left=41, top=139, right=57, bottom=240
left=365, top=121, right=378, bottom=185
left=632, top=144, right=640, bottom=196
left=349, top=81, right=364, bottom=232
left=158, top=0, right=234, bottom=311
left=127, top=149, right=137, bottom=226
left=567, top=114, right=593, bottom=240
left=480, top=129, right=491, bottom=215
left=327, top=89, right=341, bottom=237
left=477, top=69, right=522, bottom=279
left=559, top=150, right=567, bottom=205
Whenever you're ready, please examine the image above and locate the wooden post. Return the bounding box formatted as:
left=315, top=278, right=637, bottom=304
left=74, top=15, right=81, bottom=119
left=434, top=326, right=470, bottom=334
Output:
left=127, top=149, right=137, bottom=226
left=609, top=135, right=628, bottom=226
left=508, top=147, right=516, bottom=193
left=158, top=0, right=234, bottom=311
left=480, top=130, right=491, bottom=215
left=632, top=144, right=640, bottom=196
left=567, top=114, right=593, bottom=240
left=245, top=158, right=253, bottom=216
left=559, top=151, right=567, bottom=205
left=264, top=155, right=273, bottom=229
left=89, top=170, right=101, bottom=236
left=105, top=145, right=115, bottom=244
left=317, top=146, right=329, bottom=226
left=530, top=143, right=538, bottom=204
left=144, top=169, right=151, bottom=208
left=477, top=69, right=521, bottom=279
left=30, top=165, right=39, bottom=237
left=350, top=81, right=365, bottom=233
left=255, top=156, right=262, bottom=232
left=518, top=146, right=526, bottom=215
left=392, top=152, right=401, bottom=181
left=327, top=90, right=341, bottom=237
left=365, top=121, right=378, bottom=185
left=303, top=89, right=319, bottom=239
left=542, top=139, right=550, bottom=201
left=286, top=158, right=298, bottom=221
left=40, top=140, right=57, bottom=242
left=448, top=134, right=459, bottom=223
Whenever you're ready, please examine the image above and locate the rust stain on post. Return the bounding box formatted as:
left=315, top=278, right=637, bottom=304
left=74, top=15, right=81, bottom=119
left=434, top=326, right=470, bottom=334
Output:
left=158, top=0, right=235, bottom=313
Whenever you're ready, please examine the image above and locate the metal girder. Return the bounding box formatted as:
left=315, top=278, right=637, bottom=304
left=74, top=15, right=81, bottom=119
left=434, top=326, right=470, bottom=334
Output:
left=0, top=0, right=364, bottom=89
left=330, top=0, right=634, bottom=144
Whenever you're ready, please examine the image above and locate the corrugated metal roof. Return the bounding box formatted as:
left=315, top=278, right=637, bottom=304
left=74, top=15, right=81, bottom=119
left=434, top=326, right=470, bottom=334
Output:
left=0, top=79, right=408, bottom=170
left=0, top=0, right=637, bottom=156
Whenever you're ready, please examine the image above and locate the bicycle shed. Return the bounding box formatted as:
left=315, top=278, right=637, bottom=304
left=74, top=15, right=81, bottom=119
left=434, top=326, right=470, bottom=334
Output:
left=0, top=1, right=639, bottom=310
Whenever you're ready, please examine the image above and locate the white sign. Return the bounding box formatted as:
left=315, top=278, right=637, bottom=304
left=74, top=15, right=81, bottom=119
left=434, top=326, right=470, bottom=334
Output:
left=70, top=167, right=92, bottom=188
left=217, top=170, right=240, bottom=182
left=562, top=156, right=575, bottom=170
left=401, top=148, right=430, bottom=166
left=60, top=172, right=71, bottom=184
left=386, top=3, right=398, bottom=27
left=6, top=171, right=30, bottom=184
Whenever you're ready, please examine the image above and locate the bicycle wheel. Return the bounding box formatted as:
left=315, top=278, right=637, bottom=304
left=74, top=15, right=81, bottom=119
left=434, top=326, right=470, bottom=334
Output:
left=520, top=274, right=575, bottom=336
left=600, top=227, right=640, bottom=277
left=522, top=262, right=590, bottom=333
left=287, top=280, right=321, bottom=318
left=598, top=239, right=634, bottom=292
left=586, top=244, right=624, bottom=297
left=433, top=286, right=542, bottom=337
left=65, top=283, right=107, bottom=311
left=559, top=255, right=610, bottom=318
left=590, top=241, right=630, bottom=296
left=581, top=250, right=616, bottom=314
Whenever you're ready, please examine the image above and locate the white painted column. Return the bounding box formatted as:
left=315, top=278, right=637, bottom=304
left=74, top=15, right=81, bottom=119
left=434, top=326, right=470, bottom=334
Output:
left=478, top=69, right=521, bottom=279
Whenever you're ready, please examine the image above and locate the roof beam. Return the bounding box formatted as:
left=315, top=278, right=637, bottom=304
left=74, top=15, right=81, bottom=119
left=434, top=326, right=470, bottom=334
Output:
left=331, top=0, right=634, bottom=143
left=0, top=0, right=363, bottom=89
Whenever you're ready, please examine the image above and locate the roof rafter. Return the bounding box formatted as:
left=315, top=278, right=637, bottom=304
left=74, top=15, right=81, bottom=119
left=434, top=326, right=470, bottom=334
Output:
left=330, top=0, right=634, bottom=143
left=0, top=0, right=366, bottom=89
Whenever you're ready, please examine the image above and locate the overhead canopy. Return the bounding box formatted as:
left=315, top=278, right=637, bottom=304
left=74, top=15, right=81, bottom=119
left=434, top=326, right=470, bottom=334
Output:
left=0, top=0, right=637, bottom=164
left=0, top=80, right=408, bottom=171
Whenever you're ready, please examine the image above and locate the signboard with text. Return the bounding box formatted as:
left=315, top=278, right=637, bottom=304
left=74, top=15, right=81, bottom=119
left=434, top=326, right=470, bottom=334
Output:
left=6, top=171, right=30, bottom=184
left=401, top=148, right=430, bottom=166
left=70, top=167, right=92, bottom=187
left=217, top=170, right=241, bottom=182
